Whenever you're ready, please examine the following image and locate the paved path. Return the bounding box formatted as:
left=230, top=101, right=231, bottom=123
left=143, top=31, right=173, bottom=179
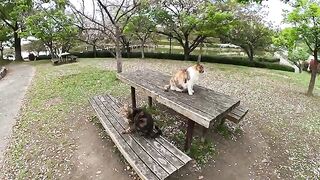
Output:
left=0, top=63, right=35, bottom=164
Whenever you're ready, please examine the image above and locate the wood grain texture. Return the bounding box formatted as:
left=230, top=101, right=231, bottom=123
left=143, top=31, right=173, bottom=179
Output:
left=99, top=96, right=177, bottom=175
left=94, top=96, right=169, bottom=179
left=117, top=69, right=241, bottom=128
left=226, top=105, right=249, bottom=123
left=107, top=95, right=192, bottom=164
left=89, top=95, right=192, bottom=180
left=0, top=67, right=7, bottom=80
left=89, top=97, right=159, bottom=180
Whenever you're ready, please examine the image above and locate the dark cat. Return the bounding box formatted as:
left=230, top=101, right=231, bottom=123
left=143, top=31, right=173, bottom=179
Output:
left=120, top=104, right=162, bottom=138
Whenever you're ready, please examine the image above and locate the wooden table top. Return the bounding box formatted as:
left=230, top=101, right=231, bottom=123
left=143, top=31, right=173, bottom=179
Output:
left=117, top=69, right=240, bottom=128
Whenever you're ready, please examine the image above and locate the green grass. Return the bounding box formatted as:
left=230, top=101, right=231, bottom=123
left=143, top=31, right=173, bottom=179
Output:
left=3, top=58, right=320, bottom=179
left=0, top=59, right=12, bottom=66
left=2, top=59, right=129, bottom=179
left=171, top=129, right=216, bottom=165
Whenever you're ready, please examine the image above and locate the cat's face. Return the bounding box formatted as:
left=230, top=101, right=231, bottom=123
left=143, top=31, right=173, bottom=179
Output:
left=195, top=63, right=204, bottom=73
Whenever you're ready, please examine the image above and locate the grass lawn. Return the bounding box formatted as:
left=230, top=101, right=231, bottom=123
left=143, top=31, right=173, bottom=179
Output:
left=2, top=59, right=129, bottom=179
left=0, top=60, right=12, bottom=66
left=2, top=58, right=320, bottom=179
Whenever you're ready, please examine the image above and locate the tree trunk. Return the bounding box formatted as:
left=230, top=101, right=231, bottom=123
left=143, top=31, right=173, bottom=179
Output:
left=93, top=44, right=97, bottom=58
left=184, top=47, right=190, bottom=61
left=47, top=43, right=55, bottom=59
left=307, top=69, right=317, bottom=96
left=116, top=28, right=122, bottom=73
left=126, top=42, right=131, bottom=53
left=14, top=31, right=23, bottom=61
left=244, top=48, right=254, bottom=61
left=169, top=35, right=172, bottom=54
left=141, top=41, right=145, bottom=59
left=0, top=42, right=3, bottom=60
left=307, top=52, right=318, bottom=96
left=183, top=35, right=190, bottom=61
left=197, top=43, right=203, bottom=63
left=0, top=49, right=3, bottom=60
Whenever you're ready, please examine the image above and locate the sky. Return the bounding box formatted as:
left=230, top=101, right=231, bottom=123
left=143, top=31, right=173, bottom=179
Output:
left=21, top=0, right=291, bottom=45
left=68, top=0, right=291, bottom=28
left=261, top=0, right=292, bottom=28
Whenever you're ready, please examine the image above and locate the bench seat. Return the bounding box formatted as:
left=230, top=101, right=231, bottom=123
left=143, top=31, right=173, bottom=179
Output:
left=0, top=66, right=7, bottom=80
left=225, top=105, right=249, bottom=124
left=89, top=94, right=191, bottom=180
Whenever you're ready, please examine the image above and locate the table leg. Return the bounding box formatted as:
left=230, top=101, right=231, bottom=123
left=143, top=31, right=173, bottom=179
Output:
left=184, top=119, right=195, bottom=151
left=131, top=86, right=136, bottom=108
left=148, top=96, right=152, bottom=107
left=201, top=127, right=208, bottom=142
left=219, top=118, right=226, bottom=126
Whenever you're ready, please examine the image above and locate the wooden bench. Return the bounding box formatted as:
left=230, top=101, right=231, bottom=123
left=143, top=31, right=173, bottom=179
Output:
left=226, top=105, right=249, bottom=124
left=0, top=66, right=7, bottom=80
left=89, top=94, right=192, bottom=180
left=117, top=69, right=249, bottom=150
left=52, top=54, right=78, bottom=65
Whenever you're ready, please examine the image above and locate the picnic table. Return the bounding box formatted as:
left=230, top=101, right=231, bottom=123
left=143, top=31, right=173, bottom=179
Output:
left=51, top=52, right=77, bottom=65
left=117, top=69, right=248, bottom=151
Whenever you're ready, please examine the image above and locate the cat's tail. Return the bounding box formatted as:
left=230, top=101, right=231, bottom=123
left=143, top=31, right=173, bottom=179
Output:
left=150, top=125, right=162, bottom=138
left=164, top=84, right=170, bottom=92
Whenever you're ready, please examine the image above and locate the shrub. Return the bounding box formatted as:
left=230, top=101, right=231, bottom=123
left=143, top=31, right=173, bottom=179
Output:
left=40, top=50, right=294, bottom=72
left=37, top=55, right=51, bottom=60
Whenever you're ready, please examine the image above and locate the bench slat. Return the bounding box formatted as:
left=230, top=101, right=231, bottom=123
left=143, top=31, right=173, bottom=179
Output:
left=118, top=70, right=240, bottom=128
left=89, top=98, right=159, bottom=180
left=93, top=96, right=169, bottom=180
left=107, top=95, right=192, bottom=164
left=99, top=96, right=178, bottom=174
left=105, top=95, right=187, bottom=169
left=118, top=74, right=212, bottom=127
left=226, top=105, right=249, bottom=123
left=131, top=69, right=239, bottom=111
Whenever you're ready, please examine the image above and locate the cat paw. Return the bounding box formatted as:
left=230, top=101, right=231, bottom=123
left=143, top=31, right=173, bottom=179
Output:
left=188, top=92, right=193, bottom=95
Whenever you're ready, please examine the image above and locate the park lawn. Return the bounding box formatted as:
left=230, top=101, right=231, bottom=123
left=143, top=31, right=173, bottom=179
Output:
left=2, top=58, right=319, bottom=179
left=2, top=59, right=129, bottom=179
left=0, top=60, right=12, bottom=66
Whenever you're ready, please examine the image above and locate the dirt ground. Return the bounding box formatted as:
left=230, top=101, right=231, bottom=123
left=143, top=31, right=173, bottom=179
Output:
left=66, top=59, right=319, bottom=179
left=2, top=59, right=319, bottom=179
left=67, top=99, right=271, bottom=180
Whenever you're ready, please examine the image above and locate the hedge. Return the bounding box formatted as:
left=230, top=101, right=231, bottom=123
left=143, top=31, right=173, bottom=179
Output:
left=37, top=51, right=294, bottom=72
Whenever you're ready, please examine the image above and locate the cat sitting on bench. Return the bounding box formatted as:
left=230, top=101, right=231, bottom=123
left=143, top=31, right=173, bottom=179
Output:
left=164, top=63, right=204, bottom=95
left=120, top=104, right=162, bottom=138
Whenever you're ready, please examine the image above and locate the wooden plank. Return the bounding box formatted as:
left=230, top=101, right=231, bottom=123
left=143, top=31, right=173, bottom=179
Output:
left=226, top=106, right=249, bottom=123
left=89, top=98, right=159, bottom=180
left=148, top=96, right=153, bottom=107
left=131, top=69, right=238, bottom=106
left=184, top=119, right=195, bottom=151
left=142, top=70, right=238, bottom=106
left=118, top=69, right=240, bottom=115
left=106, top=95, right=192, bottom=166
left=118, top=70, right=240, bottom=128
left=118, top=73, right=211, bottom=128
left=131, top=75, right=219, bottom=118
left=156, top=137, right=191, bottom=164
left=93, top=96, right=169, bottom=180
left=131, top=86, right=137, bottom=108
left=118, top=72, right=214, bottom=119
left=99, top=95, right=178, bottom=175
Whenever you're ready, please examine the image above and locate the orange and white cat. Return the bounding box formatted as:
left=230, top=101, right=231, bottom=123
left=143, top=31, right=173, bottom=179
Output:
left=164, top=63, right=204, bottom=95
